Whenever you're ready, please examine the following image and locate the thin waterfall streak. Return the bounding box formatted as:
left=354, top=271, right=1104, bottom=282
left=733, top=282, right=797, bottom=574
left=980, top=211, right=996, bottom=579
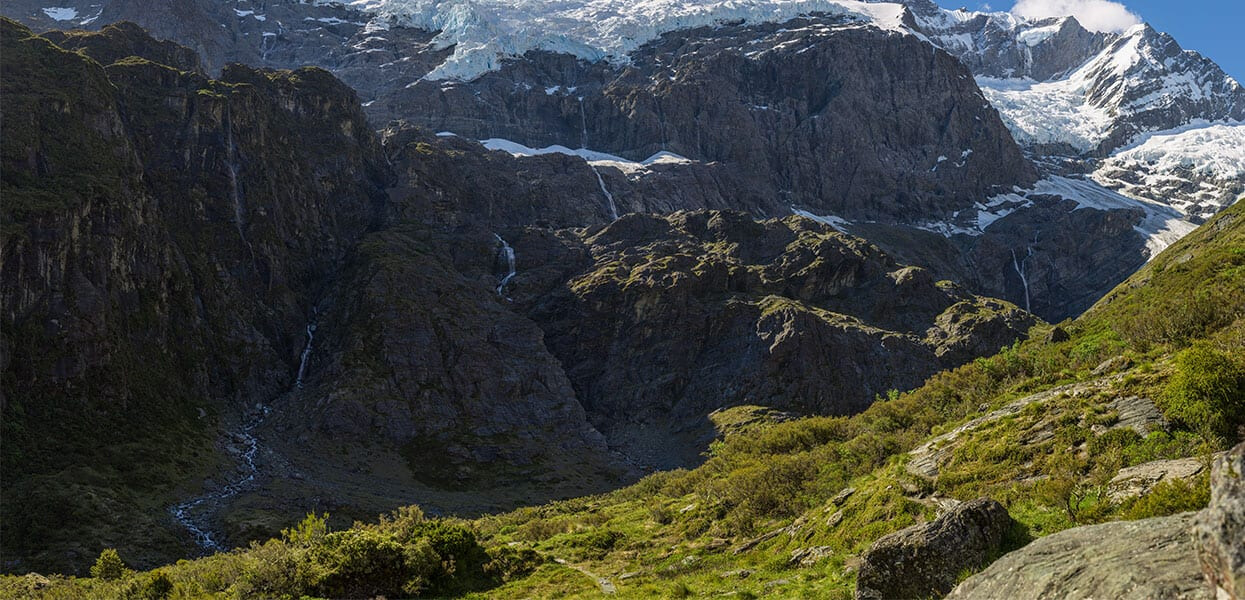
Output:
left=578, top=96, right=588, bottom=150
left=296, top=323, right=316, bottom=389
left=494, top=234, right=517, bottom=298
left=589, top=164, right=619, bottom=221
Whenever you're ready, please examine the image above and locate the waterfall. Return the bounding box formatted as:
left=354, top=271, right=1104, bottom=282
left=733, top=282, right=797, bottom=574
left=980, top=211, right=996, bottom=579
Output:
left=589, top=164, right=620, bottom=221
left=494, top=234, right=517, bottom=298
left=577, top=96, right=620, bottom=220
left=224, top=106, right=245, bottom=234
left=223, top=104, right=259, bottom=264
left=1011, top=231, right=1040, bottom=312
left=295, top=323, right=316, bottom=389
left=1010, top=249, right=1031, bottom=312
left=260, top=23, right=284, bottom=62
left=578, top=96, right=588, bottom=150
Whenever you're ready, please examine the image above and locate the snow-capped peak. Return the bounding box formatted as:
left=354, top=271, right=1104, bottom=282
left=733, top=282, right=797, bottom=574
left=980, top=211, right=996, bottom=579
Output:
left=349, top=0, right=914, bottom=80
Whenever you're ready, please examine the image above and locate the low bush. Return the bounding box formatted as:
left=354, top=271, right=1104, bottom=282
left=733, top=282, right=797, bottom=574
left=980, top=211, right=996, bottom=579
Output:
left=1160, top=344, right=1245, bottom=443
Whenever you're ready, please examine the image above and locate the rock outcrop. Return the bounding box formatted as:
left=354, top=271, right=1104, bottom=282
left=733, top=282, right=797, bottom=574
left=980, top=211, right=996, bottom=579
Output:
left=1195, top=443, right=1245, bottom=600
left=524, top=212, right=1039, bottom=468
left=950, top=444, right=1245, bottom=600
left=947, top=512, right=1212, bottom=599
left=856, top=498, right=1012, bottom=600
left=1108, top=456, right=1209, bottom=502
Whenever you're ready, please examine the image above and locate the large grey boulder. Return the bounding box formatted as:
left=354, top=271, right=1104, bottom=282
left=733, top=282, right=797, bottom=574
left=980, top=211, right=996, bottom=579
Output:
left=947, top=513, right=1212, bottom=600
left=1195, top=442, right=1245, bottom=600
left=856, top=498, right=1012, bottom=600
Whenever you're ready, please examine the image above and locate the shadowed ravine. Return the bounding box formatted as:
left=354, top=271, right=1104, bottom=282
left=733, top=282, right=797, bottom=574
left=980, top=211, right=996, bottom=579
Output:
left=170, top=405, right=271, bottom=552
left=169, top=321, right=316, bottom=552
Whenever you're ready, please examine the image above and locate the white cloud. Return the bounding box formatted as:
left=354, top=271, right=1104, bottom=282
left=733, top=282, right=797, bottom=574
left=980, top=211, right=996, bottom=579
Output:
left=1010, top=0, right=1142, bottom=33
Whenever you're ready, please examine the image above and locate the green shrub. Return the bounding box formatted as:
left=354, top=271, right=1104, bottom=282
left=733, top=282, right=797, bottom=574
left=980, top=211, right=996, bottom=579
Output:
left=117, top=570, right=174, bottom=600
left=1160, top=344, right=1245, bottom=443
left=483, top=545, right=544, bottom=582
left=665, top=581, right=694, bottom=598
left=649, top=504, right=675, bottom=525
left=282, top=512, right=328, bottom=547
left=575, top=528, right=623, bottom=560
left=232, top=539, right=306, bottom=598
left=90, top=548, right=128, bottom=580
left=308, top=528, right=440, bottom=599
left=1122, top=475, right=1212, bottom=520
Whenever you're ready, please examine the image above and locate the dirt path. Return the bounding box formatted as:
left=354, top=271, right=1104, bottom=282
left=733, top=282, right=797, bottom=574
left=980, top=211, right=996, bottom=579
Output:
left=554, top=558, right=617, bottom=594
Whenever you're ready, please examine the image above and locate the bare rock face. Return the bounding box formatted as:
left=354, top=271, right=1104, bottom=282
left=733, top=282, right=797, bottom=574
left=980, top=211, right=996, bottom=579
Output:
left=0, top=18, right=387, bottom=572
left=948, top=513, right=1212, bottom=600
left=391, top=17, right=1035, bottom=224
left=1108, top=456, right=1209, bottom=502
left=856, top=498, right=1012, bottom=600
left=1195, top=442, right=1245, bottom=600
left=524, top=213, right=1038, bottom=469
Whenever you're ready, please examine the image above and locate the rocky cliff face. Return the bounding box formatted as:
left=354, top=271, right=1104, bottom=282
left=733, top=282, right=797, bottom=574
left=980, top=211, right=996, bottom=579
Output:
left=387, top=16, right=1035, bottom=224
left=0, top=17, right=387, bottom=572
left=3, top=0, right=1209, bottom=322
left=514, top=211, right=1038, bottom=468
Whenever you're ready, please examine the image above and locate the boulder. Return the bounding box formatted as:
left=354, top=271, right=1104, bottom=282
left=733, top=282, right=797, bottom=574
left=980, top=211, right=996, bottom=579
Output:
left=1195, top=442, right=1245, bottom=600
left=1108, top=456, right=1208, bottom=502
left=855, top=498, right=1012, bottom=600
left=948, top=513, right=1212, bottom=600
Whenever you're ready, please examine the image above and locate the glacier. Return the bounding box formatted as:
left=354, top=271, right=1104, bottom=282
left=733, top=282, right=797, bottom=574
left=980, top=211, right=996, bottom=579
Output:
left=347, top=0, right=911, bottom=80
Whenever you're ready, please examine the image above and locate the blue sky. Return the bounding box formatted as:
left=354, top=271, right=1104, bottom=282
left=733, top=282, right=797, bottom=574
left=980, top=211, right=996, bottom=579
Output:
left=936, top=0, right=1245, bottom=83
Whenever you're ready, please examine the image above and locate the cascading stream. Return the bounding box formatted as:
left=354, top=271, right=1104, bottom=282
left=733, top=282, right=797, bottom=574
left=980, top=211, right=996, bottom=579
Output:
left=170, top=318, right=317, bottom=553
left=296, top=321, right=316, bottom=389
left=170, top=403, right=270, bottom=552
left=494, top=234, right=517, bottom=298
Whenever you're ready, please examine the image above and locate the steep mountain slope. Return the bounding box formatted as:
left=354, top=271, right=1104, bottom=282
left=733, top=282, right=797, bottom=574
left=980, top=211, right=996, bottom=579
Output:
left=4, top=0, right=1221, bottom=322
left=10, top=160, right=1240, bottom=600
left=0, top=16, right=387, bottom=571
left=0, top=20, right=1043, bottom=574
left=911, top=5, right=1245, bottom=217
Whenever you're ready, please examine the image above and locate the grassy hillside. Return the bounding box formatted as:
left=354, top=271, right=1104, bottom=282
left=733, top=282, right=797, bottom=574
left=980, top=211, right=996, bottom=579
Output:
left=4, top=202, right=1241, bottom=598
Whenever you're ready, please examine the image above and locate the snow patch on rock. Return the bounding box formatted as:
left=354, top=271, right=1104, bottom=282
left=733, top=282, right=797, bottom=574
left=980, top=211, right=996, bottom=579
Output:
left=791, top=207, right=851, bottom=233
left=1031, top=176, right=1198, bottom=258
left=41, top=7, right=77, bottom=21
left=479, top=137, right=692, bottom=173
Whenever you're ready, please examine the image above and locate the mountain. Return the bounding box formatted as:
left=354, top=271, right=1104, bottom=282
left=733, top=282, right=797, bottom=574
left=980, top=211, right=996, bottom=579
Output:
left=1, top=0, right=1242, bottom=592
left=910, top=6, right=1245, bottom=219
left=0, top=18, right=1040, bottom=574
left=4, top=0, right=1239, bottom=321
left=8, top=145, right=1241, bottom=599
